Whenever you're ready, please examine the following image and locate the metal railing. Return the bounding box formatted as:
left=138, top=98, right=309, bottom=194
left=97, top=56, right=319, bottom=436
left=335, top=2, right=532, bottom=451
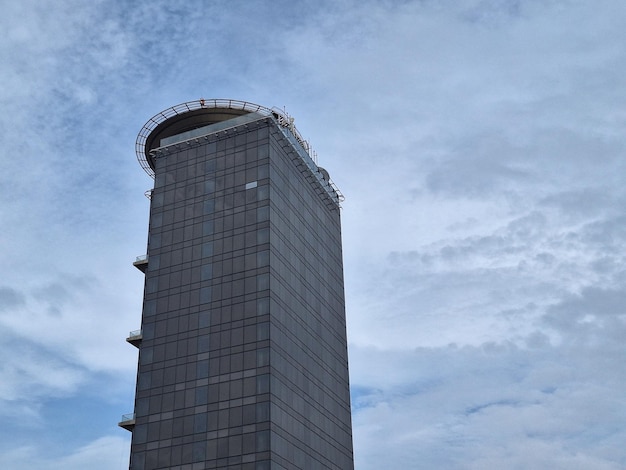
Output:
left=136, top=99, right=344, bottom=207
left=120, top=413, right=135, bottom=422
left=128, top=329, right=142, bottom=339
left=136, top=99, right=317, bottom=177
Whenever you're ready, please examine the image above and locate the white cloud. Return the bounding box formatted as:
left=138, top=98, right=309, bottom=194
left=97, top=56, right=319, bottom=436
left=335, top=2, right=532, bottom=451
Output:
left=350, top=278, right=626, bottom=467
left=351, top=337, right=626, bottom=469
left=0, top=337, right=84, bottom=404
left=0, top=435, right=130, bottom=470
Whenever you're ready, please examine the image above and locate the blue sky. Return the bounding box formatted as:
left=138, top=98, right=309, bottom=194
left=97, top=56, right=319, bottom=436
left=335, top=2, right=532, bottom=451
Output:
left=1, top=0, right=625, bottom=468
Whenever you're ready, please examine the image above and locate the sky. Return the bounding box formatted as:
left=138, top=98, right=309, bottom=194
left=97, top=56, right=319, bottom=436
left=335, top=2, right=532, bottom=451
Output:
left=1, top=0, right=625, bottom=468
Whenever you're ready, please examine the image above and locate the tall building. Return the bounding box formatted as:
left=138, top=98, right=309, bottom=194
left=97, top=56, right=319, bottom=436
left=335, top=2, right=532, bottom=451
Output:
left=120, top=99, right=354, bottom=470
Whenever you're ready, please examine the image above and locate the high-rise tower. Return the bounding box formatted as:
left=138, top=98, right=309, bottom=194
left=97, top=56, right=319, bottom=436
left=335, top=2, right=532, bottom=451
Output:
left=120, top=99, right=354, bottom=470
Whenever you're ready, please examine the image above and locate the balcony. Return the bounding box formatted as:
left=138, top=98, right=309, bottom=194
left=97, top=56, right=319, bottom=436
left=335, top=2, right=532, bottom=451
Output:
left=126, top=329, right=142, bottom=348
left=133, top=254, right=148, bottom=273
left=118, top=413, right=135, bottom=432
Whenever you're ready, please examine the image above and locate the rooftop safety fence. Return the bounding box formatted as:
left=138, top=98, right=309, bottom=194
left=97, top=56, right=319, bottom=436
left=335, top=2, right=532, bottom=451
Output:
left=136, top=99, right=344, bottom=206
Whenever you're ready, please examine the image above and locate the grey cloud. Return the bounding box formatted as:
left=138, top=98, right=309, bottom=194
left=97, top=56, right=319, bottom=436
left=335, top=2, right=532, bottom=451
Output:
left=32, top=275, right=95, bottom=307
left=0, top=287, right=25, bottom=312
left=425, top=150, right=532, bottom=198
left=579, top=215, right=626, bottom=248
left=539, top=188, right=613, bottom=218
left=388, top=211, right=549, bottom=270
left=542, top=287, right=626, bottom=341
left=459, top=0, right=524, bottom=25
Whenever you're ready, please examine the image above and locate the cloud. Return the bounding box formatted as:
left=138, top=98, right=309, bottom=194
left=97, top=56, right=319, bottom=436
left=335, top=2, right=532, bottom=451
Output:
left=351, top=321, right=626, bottom=468
left=0, top=286, right=25, bottom=311
left=0, top=435, right=130, bottom=470
left=0, top=335, right=84, bottom=405
left=0, top=275, right=138, bottom=374
left=0, top=274, right=139, bottom=425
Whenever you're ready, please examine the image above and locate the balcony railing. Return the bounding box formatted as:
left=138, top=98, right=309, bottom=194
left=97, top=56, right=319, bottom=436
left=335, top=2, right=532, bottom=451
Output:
left=133, top=254, right=148, bottom=273
left=126, top=329, right=142, bottom=348
left=118, top=413, right=135, bottom=432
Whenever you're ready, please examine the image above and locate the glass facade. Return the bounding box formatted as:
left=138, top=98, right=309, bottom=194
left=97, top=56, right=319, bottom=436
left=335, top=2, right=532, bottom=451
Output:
left=127, top=105, right=353, bottom=469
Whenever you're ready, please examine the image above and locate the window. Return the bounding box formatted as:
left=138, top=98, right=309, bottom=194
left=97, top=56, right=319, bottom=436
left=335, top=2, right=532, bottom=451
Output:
left=256, top=430, right=270, bottom=452
left=201, top=242, right=213, bottom=258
